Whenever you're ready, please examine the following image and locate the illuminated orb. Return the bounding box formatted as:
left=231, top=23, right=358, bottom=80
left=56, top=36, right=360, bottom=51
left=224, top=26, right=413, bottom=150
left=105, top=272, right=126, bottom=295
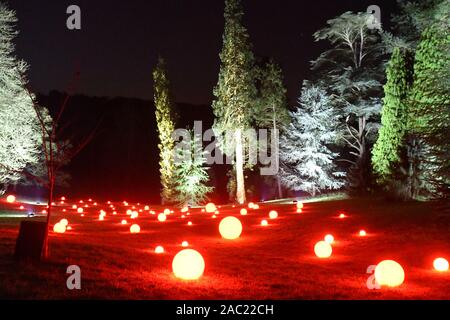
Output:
left=205, top=202, right=216, bottom=213
left=374, top=260, right=405, bottom=287
left=253, top=204, right=259, bottom=209
left=67, top=226, right=72, bottom=230
left=144, top=205, right=150, bottom=211
left=131, top=211, right=138, bottom=219
left=113, top=211, right=117, bottom=215
left=77, top=208, right=84, bottom=214
left=53, top=222, right=66, bottom=234
left=359, top=230, right=367, bottom=237
left=212, top=215, right=217, bottom=219
left=72, top=205, right=77, bottom=209
left=181, top=206, right=189, bottom=213
left=20, top=205, right=25, bottom=210
left=130, top=224, right=140, bottom=233
left=324, top=234, right=334, bottom=244
left=261, top=219, right=268, bottom=226
left=61, top=196, right=66, bottom=201
left=219, top=216, right=243, bottom=240
left=59, top=219, right=69, bottom=227
left=314, top=241, right=332, bottom=258
left=158, top=213, right=167, bottom=222
left=269, top=210, right=278, bottom=219
left=296, top=202, right=303, bottom=209
left=433, top=258, right=449, bottom=272
left=6, top=195, right=16, bottom=203
left=339, top=213, right=346, bottom=219
left=181, top=241, right=189, bottom=247
left=155, top=246, right=164, bottom=254
left=248, top=202, right=255, bottom=209
left=187, top=221, right=192, bottom=226
left=240, top=208, right=247, bottom=215
left=164, top=208, right=171, bottom=215
left=297, top=208, right=302, bottom=213
left=181, top=215, right=186, bottom=218
left=172, top=249, right=205, bottom=280
left=99, top=215, right=104, bottom=221
left=121, top=219, right=127, bottom=225
left=126, top=209, right=132, bottom=215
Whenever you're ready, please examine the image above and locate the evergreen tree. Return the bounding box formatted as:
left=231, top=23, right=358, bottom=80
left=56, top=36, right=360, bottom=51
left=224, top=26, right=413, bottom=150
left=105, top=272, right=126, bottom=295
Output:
left=255, top=59, right=290, bottom=199
left=0, top=3, right=43, bottom=195
left=153, top=57, right=177, bottom=203
left=408, top=16, right=450, bottom=198
left=280, top=85, right=345, bottom=196
left=212, top=0, right=257, bottom=204
left=174, top=131, right=213, bottom=206
left=371, top=48, right=414, bottom=184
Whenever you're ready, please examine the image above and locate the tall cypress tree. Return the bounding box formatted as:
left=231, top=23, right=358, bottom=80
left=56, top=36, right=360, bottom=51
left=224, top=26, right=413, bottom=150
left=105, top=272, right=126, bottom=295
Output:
left=212, top=0, right=257, bottom=204
left=371, top=48, right=413, bottom=184
left=153, top=57, right=176, bottom=203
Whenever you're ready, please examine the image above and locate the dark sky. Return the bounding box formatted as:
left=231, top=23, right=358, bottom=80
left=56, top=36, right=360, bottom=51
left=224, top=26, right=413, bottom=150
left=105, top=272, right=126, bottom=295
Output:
left=10, top=0, right=398, bottom=106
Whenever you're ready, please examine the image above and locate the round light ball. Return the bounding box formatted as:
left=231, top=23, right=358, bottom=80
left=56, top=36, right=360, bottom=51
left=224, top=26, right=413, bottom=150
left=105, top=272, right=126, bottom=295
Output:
left=205, top=202, right=216, bottom=213
left=374, top=260, right=405, bottom=287
left=130, top=224, right=140, bottom=233
left=240, top=208, right=247, bottom=215
left=269, top=210, right=278, bottom=219
left=158, top=213, right=167, bottom=222
left=172, top=249, right=205, bottom=280
left=296, top=202, right=303, bottom=209
left=59, top=219, right=69, bottom=227
left=155, top=246, right=164, bottom=254
left=53, top=222, right=66, bottom=234
left=6, top=195, right=16, bottom=203
left=219, top=216, right=243, bottom=240
left=324, top=234, right=334, bottom=244
left=77, top=207, right=84, bottom=214
left=314, top=241, right=332, bottom=258
left=433, top=258, right=449, bottom=272
left=359, top=230, right=367, bottom=237
left=181, top=241, right=189, bottom=247
left=261, top=219, right=268, bottom=226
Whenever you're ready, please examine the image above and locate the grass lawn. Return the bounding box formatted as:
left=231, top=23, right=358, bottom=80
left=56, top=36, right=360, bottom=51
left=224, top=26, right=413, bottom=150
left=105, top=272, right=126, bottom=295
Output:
left=0, top=197, right=449, bottom=299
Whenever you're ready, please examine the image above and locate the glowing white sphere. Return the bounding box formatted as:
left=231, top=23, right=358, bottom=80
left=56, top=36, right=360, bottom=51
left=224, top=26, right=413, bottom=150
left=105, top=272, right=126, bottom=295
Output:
left=53, top=222, right=66, bottom=234
left=131, top=211, right=138, bottom=219
left=187, top=221, right=192, bottom=226
left=269, top=210, right=278, bottom=219
left=339, top=213, right=346, bottom=219
left=77, top=208, right=84, bottom=214
left=314, top=241, right=332, bottom=258
left=205, top=202, right=216, bottom=213
left=374, top=260, right=405, bottom=287
left=248, top=202, right=255, bottom=209
left=359, top=230, right=367, bottom=236
left=155, top=246, right=164, bottom=253
left=181, top=241, right=189, bottom=247
left=219, top=216, right=243, bottom=240
left=240, top=208, right=247, bottom=215
left=164, top=208, right=171, bottom=215
left=144, top=205, right=150, bottom=211
left=261, top=219, right=268, bottom=226
left=59, top=219, right=69, bottom=227
left=121, top=219, right=127, bottom=225
left=324, top=234, right=334, bottom=244
left=296, top=202, right=303, bottom=209
left=253, top=204, right=259, bottom=209
left=172, top=249, right=205, bottom=280
left=433, top=258, right=449, bottom=272
left=130, top=224, right=140, bottom=233
left=6, top=195, right=16, bottom=203
left=158, top=213, right=167, bottom=222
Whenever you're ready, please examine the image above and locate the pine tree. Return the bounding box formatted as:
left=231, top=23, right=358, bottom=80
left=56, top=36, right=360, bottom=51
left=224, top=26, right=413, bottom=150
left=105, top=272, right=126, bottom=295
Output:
left=153, top=57, right=177, bottom=203
left=408, top=16, right=450, bottom=198
left=255, top=59, right=290, bottom=199
left=174, top=131, right=213, bottom=206
left=212, top=0, right=257, bottom=204
left=371, top=48, right=414, bottom=184
left=0, top=3, right=43, bottom=195
left=280, top=85, right=345, bottom=196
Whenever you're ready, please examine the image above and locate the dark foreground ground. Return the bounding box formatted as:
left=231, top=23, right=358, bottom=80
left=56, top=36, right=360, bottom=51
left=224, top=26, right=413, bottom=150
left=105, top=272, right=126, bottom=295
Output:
left=0, top=196, right=449, bottom=299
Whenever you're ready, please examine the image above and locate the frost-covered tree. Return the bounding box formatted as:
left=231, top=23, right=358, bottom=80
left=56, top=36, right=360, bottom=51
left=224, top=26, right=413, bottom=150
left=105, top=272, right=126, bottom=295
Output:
left=280, top=85, right=345, bottom=196
left=212, top=0, right=257, bottom=204
left=0, top=3, right=43, bottom=195
left=174, top=131, right=213, bottom=206
left=153, top=57, right=177, bottom=204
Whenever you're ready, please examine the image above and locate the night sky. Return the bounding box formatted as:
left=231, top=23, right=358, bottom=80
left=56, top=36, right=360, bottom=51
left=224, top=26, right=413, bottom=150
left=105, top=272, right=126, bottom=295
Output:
left=11, top=0, right=398, bottom=106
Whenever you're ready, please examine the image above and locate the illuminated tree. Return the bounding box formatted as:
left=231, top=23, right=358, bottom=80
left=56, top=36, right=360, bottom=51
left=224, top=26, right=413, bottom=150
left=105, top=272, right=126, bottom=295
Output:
left=174, top=131, right=213, bottom=206
left=255, top=59, right=290, bottom=199
left=153, top=57, right=177, bottom=204
left=212, top=0, right=257, bottom=204
left=371, top=48, right=413, bottom=184
left=280, top=85, right=345, bottom=196
left=0, top=3, right=43, bottom=195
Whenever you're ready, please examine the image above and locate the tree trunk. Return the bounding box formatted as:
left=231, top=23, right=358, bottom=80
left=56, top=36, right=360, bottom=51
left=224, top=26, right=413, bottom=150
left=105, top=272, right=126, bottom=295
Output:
left=272, top=107, right=282, bottom=199
left=235, top=129, right=246, bottom=204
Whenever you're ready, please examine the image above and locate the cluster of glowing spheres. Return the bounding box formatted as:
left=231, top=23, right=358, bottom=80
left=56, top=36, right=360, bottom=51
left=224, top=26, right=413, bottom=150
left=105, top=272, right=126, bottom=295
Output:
left=77, top=207, right=84, bottom=214
left=6, top=195, right=16, bottom=203
left=130, top=224, right=140, bottom=233
left=172, top=249, right=205, bottom=280
left=205, top=202, right=217, bottom=213
left=433, top=258, right=449, bottom=272
left=261, top=219, right=268, bottom=226
left=155, top=246, right=164, bottom=254
left=268, top=210, right=278, bottom=219
left=219, top=216, right=243, bottom=240
left=158, top=213, right=167, bottom=222
left=314, top=241, right=332, bottom=258
left=181, top=241, right=189, bottom=247
left=374, top=260, right=405, bottom=287
left=240, top=208, right=247, bottom=215
left=324, top=234, right=334, bottom=244
left=53, top=222, right=66, bottom=234
left=359, top=230, right=367, bottom=237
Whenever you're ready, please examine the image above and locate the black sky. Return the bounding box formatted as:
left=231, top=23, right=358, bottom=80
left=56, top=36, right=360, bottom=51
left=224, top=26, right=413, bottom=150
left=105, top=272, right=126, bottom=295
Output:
left=11, top=0, right=398, bottom=106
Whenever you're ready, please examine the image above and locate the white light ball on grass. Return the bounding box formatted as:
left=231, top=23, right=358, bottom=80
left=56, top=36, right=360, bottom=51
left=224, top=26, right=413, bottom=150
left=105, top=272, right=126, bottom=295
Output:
left=130, top=224, right=140, bottom=233
left=296, top=202, right=303, bottom=209
left=433, top=258, right=449, bottom=272
left=155, top=246, right=164, bottom=254
left=359, top=230, right=367, bottom=237
left=121, top=219, right=127, bottom=225
left=158, top=213, right=167, bottom=222
left=77, top=207, right=83, bottom=214
left=172, top=249, right=205, bottom=280
left=248, top=202, right=254, bottom=209
left=261, top=219, right=268, bottom=226
left=324, top=234, right=334, bottom=244
left=164, top=208, right=171, bottom=215
left=6, top=195, right=16, bottom=203
left=314, top=241, right=332, bottom=258
left=269, top=210, right=278, bottom=219
left=59, top=219, right=69, bottom=227
left=374, top=260, right=405, bottom=287
left=219, top=216, right=242, bottom=240
left=181, top=241, right=189, bottom=247
left=205, top=202, right=216, bottom=213
left=53, top=222, right=66, bottom=234
left=240, top=208, right=247, bottom=215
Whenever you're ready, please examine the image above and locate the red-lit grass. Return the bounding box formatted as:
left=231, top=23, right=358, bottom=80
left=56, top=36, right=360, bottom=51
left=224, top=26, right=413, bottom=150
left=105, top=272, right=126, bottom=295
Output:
left=0, top=197, right=449, bottom=299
